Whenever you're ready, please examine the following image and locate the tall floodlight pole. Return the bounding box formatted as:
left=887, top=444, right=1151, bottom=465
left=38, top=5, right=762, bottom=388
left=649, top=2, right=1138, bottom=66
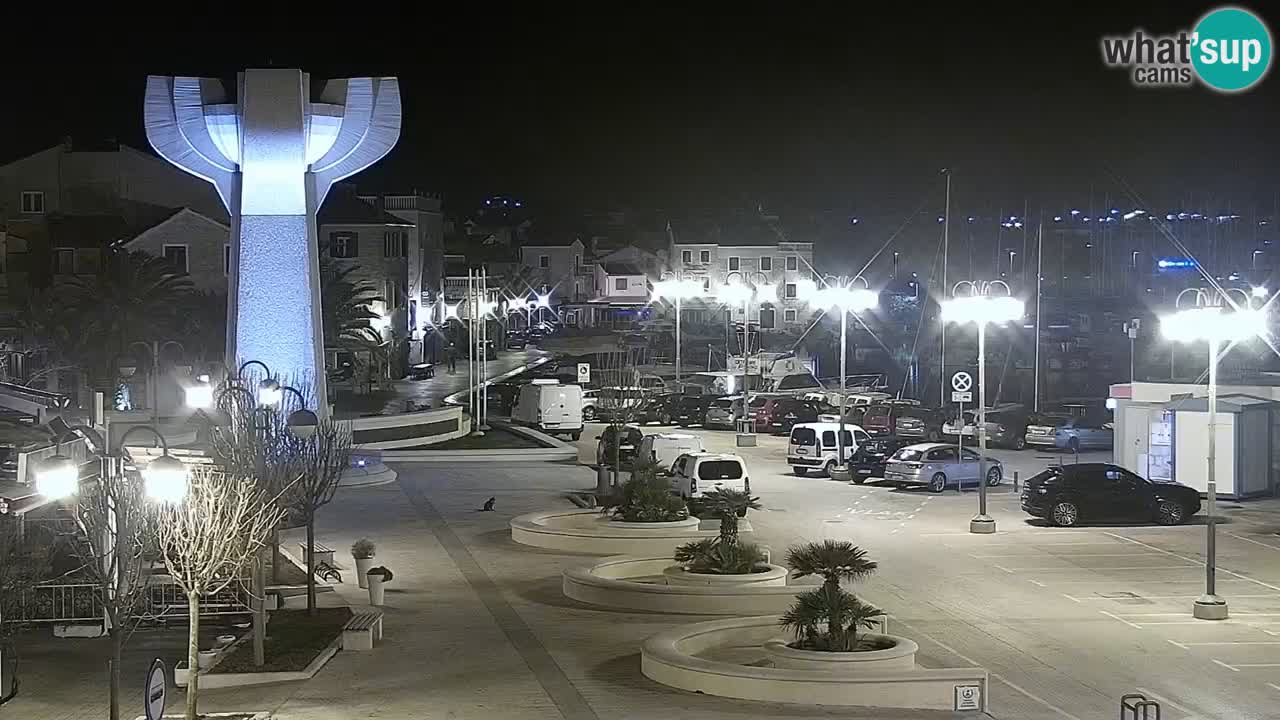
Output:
left=941, top=280, right=1024, bottom=534
left=479, top=268, right=490, bottom=432
left=1034, top=221, right=1043, bottom=412
left=802, top=277, right=878, bottom=475
left=719, top=271, right=773, bottom=442
left=653, top=273, right=700, bottom=387
left=940, top=169, right=951, bottom=407
left=1161, top=287, right=1267, bottom=620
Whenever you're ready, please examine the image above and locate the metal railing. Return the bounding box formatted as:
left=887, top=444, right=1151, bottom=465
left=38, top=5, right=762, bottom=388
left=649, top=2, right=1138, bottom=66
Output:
left=8, top=576, right=251, bottom=625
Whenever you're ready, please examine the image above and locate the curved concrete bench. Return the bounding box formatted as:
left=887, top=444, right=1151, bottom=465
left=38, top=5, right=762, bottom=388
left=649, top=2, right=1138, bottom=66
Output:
left=563, top=556, right=796, bottom=615
left=641, top=616, right=989, bottom=711
left=511, top=509, right=747, bottom=555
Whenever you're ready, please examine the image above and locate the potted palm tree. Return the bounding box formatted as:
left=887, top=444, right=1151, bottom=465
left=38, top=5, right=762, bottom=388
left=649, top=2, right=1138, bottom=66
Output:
left=764, top=541, right=917, bottom=672
left=665, top=489, right=786, bottom=586
left=601, top=459, right=692, bottom=525
left=366, top=566, right=393, bottom=606
left=351, top=538, right=376, bottom=589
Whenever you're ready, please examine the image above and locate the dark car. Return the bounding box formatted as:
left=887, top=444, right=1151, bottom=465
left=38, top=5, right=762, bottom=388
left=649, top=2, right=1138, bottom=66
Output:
left=634, top=393, right=683, bottom=425
left=893, top=407, right=945, bottom=441
left=862, top=401, right=932, bottom=437
left=506, top=332, right=528, bottom=350
left=676, top=395, right=718, bottom=427
left=850, top=436, right=917, bottom=482
left=1021, top=463, right=1201, bottom=527
left=596, top=425, right=644, bottom=468
left=766, top=398, right=837, bottom=435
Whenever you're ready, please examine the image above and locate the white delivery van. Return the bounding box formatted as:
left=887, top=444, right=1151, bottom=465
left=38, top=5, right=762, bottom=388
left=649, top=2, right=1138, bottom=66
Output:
left=670, top=452, right=752, bottom=500
left=637, top=433, right=705, bottom=474
left=512, top=380, right=583, bottom=440
left=786, top=422, right=871, bottom=477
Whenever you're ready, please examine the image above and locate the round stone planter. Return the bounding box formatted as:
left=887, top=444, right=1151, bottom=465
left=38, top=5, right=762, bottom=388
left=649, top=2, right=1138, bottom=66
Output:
left=763, top=634, right=918, bottom=673
left=594, top=516, right=701, bottom=531
left=511, top=509, right=735, bottom=555
left=662, top=564, right=788, bottom=587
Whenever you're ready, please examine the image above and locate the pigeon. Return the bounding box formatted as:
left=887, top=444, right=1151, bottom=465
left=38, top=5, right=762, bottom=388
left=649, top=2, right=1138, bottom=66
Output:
left=481, top=497, right=496, bottom=512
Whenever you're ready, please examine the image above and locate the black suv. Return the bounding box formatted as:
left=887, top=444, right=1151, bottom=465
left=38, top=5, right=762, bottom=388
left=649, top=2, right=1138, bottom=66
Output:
left=634, top=393, right=682, bottom=425
left=675, top=395, right=718, bottom=427
left=850, top=436, right=917, bottom=482
left=1021, top=463, right=1201, bottom=527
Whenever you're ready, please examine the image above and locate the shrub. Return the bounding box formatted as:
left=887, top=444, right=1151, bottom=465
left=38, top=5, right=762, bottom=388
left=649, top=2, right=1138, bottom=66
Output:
left=603, top=459, right=688, bottom=523
left=674, top=538, right=769, bottom=574
left=779, top=541, right=882, bottom=652
left=351, top=538, right=376, bottom=559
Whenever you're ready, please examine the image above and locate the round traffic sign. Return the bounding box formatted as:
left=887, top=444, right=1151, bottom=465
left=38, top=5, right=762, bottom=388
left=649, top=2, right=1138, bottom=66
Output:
left=951, top=372, right=973, bottom=392
left=144, top=659, right=166, bottom=720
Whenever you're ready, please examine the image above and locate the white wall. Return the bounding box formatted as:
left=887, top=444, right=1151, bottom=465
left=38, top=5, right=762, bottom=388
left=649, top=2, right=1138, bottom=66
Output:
left=1174, top=410, right=1236, bottom=495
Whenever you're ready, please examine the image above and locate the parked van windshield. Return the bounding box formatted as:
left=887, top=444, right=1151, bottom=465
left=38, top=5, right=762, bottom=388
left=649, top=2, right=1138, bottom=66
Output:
left=790, top=427, right=817, bottom=446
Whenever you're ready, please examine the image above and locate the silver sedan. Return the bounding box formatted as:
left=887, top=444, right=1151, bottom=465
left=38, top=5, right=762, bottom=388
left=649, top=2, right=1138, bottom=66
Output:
left=882, top=442, right=1003, bottom=493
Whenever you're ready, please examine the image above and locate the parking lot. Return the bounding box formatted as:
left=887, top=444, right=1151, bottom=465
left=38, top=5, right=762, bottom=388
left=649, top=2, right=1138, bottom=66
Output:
left=573, top=421, right=1280, bottom=718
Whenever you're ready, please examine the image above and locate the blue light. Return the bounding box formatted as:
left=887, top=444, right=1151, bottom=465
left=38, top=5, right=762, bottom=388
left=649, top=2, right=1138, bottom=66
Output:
left=1166, top=214, right=1176, bottom=221
left=1082, top=217, right=1090, bottom=222
left=937, top=216, right=945, bottom=223
left=1110, top=208, right=1119, bottom=214
left=1157, top=258, right=1196, bottom=270
left=967, top=216, right=975, bottom=223
left=850, top=217, right=859, bottom=224
left=1053, top=216, right=1062, bottom=222
left=1070, top=209, right=1081, bottom=216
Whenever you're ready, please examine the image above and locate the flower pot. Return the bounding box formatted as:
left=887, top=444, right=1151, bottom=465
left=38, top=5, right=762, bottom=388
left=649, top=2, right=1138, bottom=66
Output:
left=197, top=649, right=219, bottom=669
left=763, top=633, right=918, bottom=673
left=215, top=634, right=236, bottom=648
left=355, top=557, right=374, bottom=588
left=367, top=574, right=386, bottom=605
left=662, top=563, right=789, bottom=586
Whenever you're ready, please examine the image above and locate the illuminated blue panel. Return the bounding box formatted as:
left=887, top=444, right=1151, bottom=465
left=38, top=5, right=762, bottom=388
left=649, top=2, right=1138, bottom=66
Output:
left=236, top=215, right=318, bottom=388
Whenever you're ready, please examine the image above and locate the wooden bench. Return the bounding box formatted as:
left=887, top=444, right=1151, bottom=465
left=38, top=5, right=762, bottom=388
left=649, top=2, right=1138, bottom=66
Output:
left=300, top=542, right=334, bottom=567
left=409, top=363, right=435, bottom=380
left=342, top=610, right=384, bottom=651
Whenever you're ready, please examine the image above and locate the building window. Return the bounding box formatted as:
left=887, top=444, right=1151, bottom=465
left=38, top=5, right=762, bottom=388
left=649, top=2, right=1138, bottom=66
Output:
left=728, top=256, right=740, bottom=272
left=784, top=309, right=797, bottom=323
left=224, top=245, right=232, bottom=275
left=702, top=277, right=711, bottom=291
left=760, top=256, right=772, bottom=271
left=759, top=305, right=776, bottom=329
left=330, top=232, right=358, bottom=258
left=539, top=255, right=550, bottom=268
left=53, top=248, right=74, bottom=274
left=163, top=245, right=189, bottom=274
left=21, top=191, right=44, bottom=214
left=785, top=283, right=797, bottom=299
left=385, top=279, right=403, bottom=310
left=614, top=277, right=627, bottom=291
left=699, top=250, right=711, bottom=264
left=383, top=230, right=407, bottom=258
left=682, top=250, right=692, bottom=264
left=785, top=255, right=798, bottom=271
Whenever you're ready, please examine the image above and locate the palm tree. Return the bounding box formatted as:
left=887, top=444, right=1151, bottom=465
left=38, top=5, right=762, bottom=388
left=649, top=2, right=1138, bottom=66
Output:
left=177, top=290, right=227, bottom=366
left=61, top=250, right=194, bottom=382
left=781, top=541, right=880, bottom=650
left=319, top=254, right=383, bottom=350
left=674, top=489, right=765, bottom=575
left=694, top=489, right=761, bottom=545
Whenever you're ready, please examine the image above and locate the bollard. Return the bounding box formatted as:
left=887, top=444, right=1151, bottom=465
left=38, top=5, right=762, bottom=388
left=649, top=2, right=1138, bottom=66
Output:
left=1014, top=470, right=1019, bottom=491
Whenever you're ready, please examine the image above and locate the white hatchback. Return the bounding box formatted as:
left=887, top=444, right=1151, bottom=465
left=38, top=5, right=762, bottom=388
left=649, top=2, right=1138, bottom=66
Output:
left=670, top=452, right=751, bottom=499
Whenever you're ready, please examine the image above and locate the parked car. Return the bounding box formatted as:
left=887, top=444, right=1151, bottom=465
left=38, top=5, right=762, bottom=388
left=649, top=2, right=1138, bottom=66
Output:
left=670, top=452, right=752, bottom=502
left=1021, top=463, right=1200, bottom=527
left=633, top=393, right=683, bottom=425
left=894, top=407, right=945, bottom=441
left=506, top=332, right=528, bottom=350
left=786, top=422, right=870, bottom=477
left=862, top=401, right=930, bottom=437
left=638, top=433, right=705, bottom=473
left=704, top=395, right=745, bottom=430
left=764, top=398, right=839, bottom=434
left=638, top=375, right=668, bottom=393
left=675, top=394, right=719, bottom=427
left=581, top=386, right=646, bottom=422
left=511, top=380, right=583, bottom=440
left=942, top=405, right=1030, bottom=449
left=883, top=443, right=1003, bottom=493
left=746, top=394, right=792, bottom=431
left=850, top=435, right=918, bottom=482
left=1033, top=416, right=1114, bottom=451
left=1024, top=413, right=1072, bottom=448
left=597, top=425, right=644, bottom=467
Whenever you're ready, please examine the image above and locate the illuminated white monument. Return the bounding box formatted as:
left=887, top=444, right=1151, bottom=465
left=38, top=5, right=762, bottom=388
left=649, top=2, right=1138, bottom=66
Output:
left=144, top=69, right=402, bottom=416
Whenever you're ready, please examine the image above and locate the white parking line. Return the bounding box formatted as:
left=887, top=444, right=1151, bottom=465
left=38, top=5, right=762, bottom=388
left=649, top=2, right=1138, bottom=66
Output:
left=1268, top=682, right=1280, bottom=693
left=1064, top=593, right=1280, bottom=601
left=1100, top=610, right=1143, bottom=629
left=992, top=564, right=1199, bottom=571
left=1180, top=641, right=1280, bottom=646
left=1225, top=532, right=1280, bottom=552
left=1104, top=532, right=1280, bottom=595
left=971, top=552, right=1161, bottom=558
left=1213, top=659, right=1240, bottom=671
left=1028, top=579, right=1046, bottom=587
left=1167, top=639, right=1188, bottom=649
left=1134, top=686, right=1203, bottom=718
left=1226, top=662, right=1280, bottom=668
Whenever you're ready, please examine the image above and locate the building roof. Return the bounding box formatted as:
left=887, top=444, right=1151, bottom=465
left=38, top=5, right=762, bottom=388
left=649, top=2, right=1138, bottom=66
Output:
left=600, top=262, right=644, bottom=275
left=319, top=185, right=414, bottom=226
left=521, top=236, right=582, bottom=248
left=669, top=213, right=805, bottom=247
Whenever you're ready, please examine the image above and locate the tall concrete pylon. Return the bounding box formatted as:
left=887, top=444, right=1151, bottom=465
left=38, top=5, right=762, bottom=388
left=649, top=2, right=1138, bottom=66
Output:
left=144, top=69, right=402, bottom=416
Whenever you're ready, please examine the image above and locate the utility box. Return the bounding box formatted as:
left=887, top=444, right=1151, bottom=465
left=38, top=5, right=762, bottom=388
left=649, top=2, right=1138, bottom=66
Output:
left=1164, top=394, right=1277, bottom=499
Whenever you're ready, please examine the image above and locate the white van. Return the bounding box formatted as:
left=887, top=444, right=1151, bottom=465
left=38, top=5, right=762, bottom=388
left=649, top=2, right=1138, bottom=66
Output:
left=670, top=452, right=751, bottom=499
left=786, top=422, right=871, bottom=477
left=512, top=380, right=583, bottom=440
left=637, top=433, right=705, bottom=474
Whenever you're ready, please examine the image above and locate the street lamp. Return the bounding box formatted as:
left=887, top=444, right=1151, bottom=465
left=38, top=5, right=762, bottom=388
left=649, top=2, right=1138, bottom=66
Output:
left=801, top=276, right=878, bottom=474
left=36, top=425, right=190, bottom=504
left=717, top=271, right=773, bottom=439
left=35, top=453, right=78, bottom=499
left=940, top=280, right=1024, bottom=534
left=1161, top=287, right=1268, bottom=620
left=652, top=273, right=704, bottom=385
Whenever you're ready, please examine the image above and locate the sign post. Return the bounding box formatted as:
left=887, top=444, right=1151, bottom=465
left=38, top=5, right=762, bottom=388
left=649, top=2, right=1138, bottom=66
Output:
left=951, top=372, right=973, bottom=494
left=576, top=363, right=590, bottom=384
left=144, top=659, right=166, bottom=720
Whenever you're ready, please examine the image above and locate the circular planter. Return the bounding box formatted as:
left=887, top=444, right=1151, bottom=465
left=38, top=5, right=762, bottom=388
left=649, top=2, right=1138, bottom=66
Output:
left=197, top=649, right=219, bottom=669
left=354, top=557, right=374, bottom=588
left=511, top=509, right=732, bottom=555
left=662, top=564, right=788, bottom=587
left=763, top=634, right=918, bottom=673
left=594, top=516, right=700, bottom=531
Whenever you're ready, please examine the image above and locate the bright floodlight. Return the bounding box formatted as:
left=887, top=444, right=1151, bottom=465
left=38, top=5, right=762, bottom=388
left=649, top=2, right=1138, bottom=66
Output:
left=185, top=382, right=214, bottom=410
left=815, top=286, right=878, bottom=312
left=36, top=455, right=78, bottom=500
left=716, top=281, right=753, bottom=305
left=652, top=278, right=702, bottom=301
left=444, top=302, right=460, bottom=320
left=508, top=297, right=528, bottom=312
left=1252, top=286, right=1269, bottom=298
left=536, top=293, right=551, bottom=308
left=258, top=380, right=282, bottom=407
left=143, top=455, right=189, bottom=504
left=287, top=408, right=320, bottom=439
left=1161, top=307, right=1268, bottom=343
left=941, top=295, right=1025, bottom=325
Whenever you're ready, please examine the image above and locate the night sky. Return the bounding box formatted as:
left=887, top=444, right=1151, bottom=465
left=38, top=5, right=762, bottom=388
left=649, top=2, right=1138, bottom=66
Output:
left=3, top=5, right=1276, bottom=221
